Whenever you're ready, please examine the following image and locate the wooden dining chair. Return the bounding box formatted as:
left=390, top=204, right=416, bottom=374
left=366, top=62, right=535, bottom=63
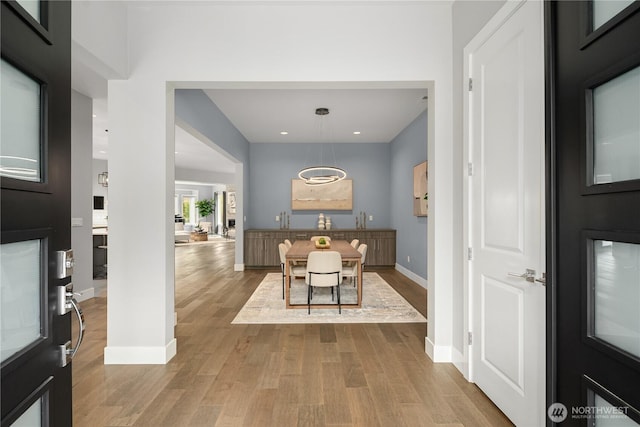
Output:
left=305, top=251, right=342, bottom=314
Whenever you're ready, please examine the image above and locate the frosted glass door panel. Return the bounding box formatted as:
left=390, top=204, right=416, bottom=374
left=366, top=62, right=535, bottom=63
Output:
left=0, top=240, right=42, bottom=362
left=593, top=0, right=635, bottom=30
left=12, top=398, right=42, bottom=427
left=593, top=66, right=640, bottom=185
left=593, top=240, right=640, bottom=358
left=15, top=0, right=40, bottom=23
left=594, top=394, right=639, bottom=426
left=0, top=59, right=42, bottom=182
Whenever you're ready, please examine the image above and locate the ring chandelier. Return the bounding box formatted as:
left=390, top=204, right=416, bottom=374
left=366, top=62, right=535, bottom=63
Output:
left=297, top=107, right=347, bottom=186
left=298, top=165, right=347, bottom=186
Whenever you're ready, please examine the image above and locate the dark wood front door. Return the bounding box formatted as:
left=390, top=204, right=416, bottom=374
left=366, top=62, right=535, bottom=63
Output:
left=549, top=1, right=640, bottom=425
left=1, top=1, right=74, bottom=425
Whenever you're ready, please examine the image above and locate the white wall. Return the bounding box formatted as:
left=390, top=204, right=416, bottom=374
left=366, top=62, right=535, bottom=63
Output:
left=71, top=90, right=94, bottom=301
left=75, top=1, right=455, bottom=364
left=72, top=0, right=128, bottom=78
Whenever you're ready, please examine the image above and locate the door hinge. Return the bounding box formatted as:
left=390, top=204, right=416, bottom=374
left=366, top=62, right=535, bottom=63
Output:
left=468, top=78, right=473, bottom=91
left=467, top=162, right=473, bottom=176
left=468, top=332, right=473, bottom=345
left=467, top=247, right=473, bottom=261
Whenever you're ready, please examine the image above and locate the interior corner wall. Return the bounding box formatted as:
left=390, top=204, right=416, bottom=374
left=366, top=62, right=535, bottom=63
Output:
left=390, top=111, right=428, bottom=285
left=451, top=0, right=506, bottom=372
left=71, top=90, right=94, bottom=301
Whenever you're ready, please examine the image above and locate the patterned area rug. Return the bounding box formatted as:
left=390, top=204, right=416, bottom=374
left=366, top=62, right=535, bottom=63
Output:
left=232, top=272, right=426, bottom=324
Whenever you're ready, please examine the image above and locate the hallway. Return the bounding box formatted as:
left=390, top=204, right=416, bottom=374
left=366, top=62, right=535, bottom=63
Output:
left=72, top=241, right=511, bottom=426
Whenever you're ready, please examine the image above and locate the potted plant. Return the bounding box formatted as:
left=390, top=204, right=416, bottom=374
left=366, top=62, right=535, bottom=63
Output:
left=195, top=198, right=215, bottom=221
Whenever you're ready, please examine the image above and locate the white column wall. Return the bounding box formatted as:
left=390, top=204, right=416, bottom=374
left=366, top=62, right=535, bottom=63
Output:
left=70, top=90, right=94, bottom=301
left=97, top=1, right=454, bottom=364
left=104, top=79, right=176, bottom=364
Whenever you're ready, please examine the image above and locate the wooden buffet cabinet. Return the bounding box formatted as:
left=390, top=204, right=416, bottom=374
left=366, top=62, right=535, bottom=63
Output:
left=244, top=229, right=396, bottom=267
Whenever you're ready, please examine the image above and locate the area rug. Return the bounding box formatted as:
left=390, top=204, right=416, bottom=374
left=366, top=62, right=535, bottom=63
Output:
left=232, top=272, right=426, bottom=324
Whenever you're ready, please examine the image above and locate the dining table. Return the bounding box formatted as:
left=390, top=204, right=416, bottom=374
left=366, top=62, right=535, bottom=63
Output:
left=284, top=239, right=363, bottom=309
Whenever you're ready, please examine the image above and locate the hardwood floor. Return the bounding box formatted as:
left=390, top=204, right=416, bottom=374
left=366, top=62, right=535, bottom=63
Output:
left=72, top=240, right=512, bottom=426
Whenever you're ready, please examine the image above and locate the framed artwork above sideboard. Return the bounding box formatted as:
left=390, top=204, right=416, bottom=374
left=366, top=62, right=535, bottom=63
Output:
left=291, top=178, right=353, bottom=210
left=413, top=161, right=428, bottom=216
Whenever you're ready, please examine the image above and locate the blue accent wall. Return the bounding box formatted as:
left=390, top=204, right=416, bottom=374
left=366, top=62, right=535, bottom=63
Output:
left=391, top=111, right=428, bottom=280
left=249, top=142, right=390, bottom=229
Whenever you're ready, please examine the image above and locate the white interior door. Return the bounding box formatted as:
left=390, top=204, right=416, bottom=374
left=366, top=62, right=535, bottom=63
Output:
left=466, top=1, right=545, bottom=425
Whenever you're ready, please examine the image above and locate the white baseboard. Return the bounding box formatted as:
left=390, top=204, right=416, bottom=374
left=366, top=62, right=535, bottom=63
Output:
left=234, top=263, right=245, bottom=271
left=104, top=339, right=177, bottom=365
left=75, top=287, right=95, bottom=302
left=425, top=337, right=452, bottom=362
left=395, top=263, right=427, bottom=288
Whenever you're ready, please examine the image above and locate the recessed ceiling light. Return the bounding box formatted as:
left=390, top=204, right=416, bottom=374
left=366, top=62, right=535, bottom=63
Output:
left=99, top=150, right=107, bottom=154
left=175, top=151, right=179, bottom=154
left=353, top=131, right=361, bottom=135
left=280, top=131, right=289, bottom=135
left=92, top=114, right=97, bottom=118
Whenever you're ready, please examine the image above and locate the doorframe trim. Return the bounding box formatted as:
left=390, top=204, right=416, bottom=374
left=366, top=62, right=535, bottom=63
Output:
left=462, top=0, right=528, bottom=383
left=544, top=3, right=557, bottom=425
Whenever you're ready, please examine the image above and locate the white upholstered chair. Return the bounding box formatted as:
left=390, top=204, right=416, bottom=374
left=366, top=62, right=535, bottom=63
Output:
left=342, top=243, right=367, bottom=289
left=278, top=243, right=306, bottom=300
left=305, top=251, right=343, bottom=314
left=349, top=239, right=360, bottom=248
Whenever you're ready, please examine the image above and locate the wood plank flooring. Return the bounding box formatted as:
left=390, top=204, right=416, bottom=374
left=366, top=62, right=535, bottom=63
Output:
left=72, top=239, right=512, bottom=426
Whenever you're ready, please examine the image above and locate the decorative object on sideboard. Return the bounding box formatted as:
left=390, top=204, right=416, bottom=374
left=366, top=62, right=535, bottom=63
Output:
left=297, top=107, right=347, bottom=186
left=279, top=211, right=290, bottom=230
left=317, top=213, right=325, bottom=230
left=98, top=171, right=108, bottom=187
left=356, top=211, right=367, bottom=229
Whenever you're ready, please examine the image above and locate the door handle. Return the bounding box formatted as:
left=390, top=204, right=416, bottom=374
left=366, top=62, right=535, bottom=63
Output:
left=508, top=268, right=536, bottom=283
left=57, top=284, right=86, bottom=367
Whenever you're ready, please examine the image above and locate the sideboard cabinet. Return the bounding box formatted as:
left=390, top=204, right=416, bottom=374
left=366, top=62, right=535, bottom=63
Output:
left=244, top=229, right=396, bottom=267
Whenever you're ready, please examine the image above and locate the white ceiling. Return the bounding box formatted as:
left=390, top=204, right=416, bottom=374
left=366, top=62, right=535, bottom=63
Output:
left=91, top=86, right=428, bottom=176
left=203, top=88, right=428, bottom=144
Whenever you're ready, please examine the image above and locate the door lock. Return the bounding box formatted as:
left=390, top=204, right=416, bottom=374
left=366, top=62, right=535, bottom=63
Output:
left=56, top=249, right=74, bottom=279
